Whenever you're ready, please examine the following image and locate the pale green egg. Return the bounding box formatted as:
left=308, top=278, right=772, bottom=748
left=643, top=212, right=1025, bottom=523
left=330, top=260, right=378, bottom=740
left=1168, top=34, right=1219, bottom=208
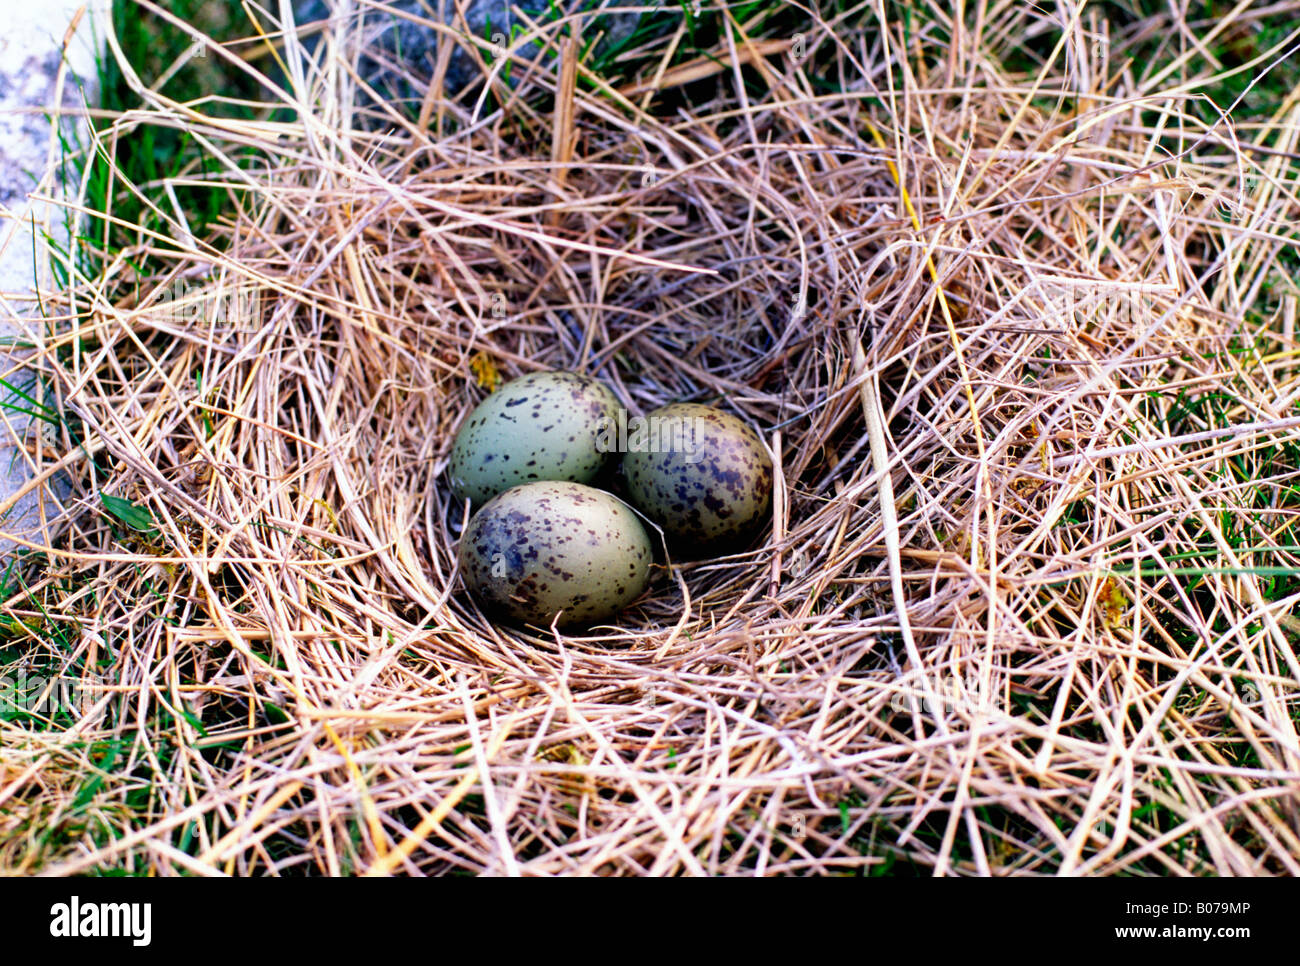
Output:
left=449, top=371, right=619, bottom=506
left=459, top=481, right=653, bottom=627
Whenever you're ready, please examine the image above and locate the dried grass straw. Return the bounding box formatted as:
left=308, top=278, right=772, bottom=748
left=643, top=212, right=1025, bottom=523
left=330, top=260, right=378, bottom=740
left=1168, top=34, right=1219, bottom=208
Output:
left=4, top=0, right=1300, bottom=875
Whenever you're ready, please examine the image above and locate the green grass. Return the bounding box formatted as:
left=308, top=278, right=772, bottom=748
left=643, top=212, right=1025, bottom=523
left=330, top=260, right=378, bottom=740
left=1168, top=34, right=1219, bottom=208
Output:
left=72, top=1, right=265, bottom=280
left=3, top=0, right=253, bottom=848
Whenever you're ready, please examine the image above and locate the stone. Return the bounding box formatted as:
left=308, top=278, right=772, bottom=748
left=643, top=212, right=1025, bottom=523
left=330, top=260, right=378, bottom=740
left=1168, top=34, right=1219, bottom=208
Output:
left=291, top=0, right=646, bottom=107
left=0, top=2, right=99, bottom=560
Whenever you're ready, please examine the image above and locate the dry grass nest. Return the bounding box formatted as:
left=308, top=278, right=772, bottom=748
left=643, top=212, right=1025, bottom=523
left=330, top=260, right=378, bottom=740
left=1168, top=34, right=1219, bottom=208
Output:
left=5, top=1, right=1300, bottom=875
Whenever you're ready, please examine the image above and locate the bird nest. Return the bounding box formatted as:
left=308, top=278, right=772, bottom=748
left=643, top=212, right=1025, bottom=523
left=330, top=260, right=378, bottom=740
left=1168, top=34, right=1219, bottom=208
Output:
left=9, top=2, right=1300, bottom=875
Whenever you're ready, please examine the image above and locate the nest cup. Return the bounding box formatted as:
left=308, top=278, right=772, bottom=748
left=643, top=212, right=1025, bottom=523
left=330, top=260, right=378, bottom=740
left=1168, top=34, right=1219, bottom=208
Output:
left=323, top=34, right=886, bottom=643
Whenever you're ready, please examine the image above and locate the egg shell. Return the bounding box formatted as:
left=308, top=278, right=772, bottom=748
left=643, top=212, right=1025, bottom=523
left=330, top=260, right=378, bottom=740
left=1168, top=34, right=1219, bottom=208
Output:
left=623, top=403, right=772, bottom=545
left=449, top=371, right=620, bottom=506
left=458, top=481, right=653, bottom=627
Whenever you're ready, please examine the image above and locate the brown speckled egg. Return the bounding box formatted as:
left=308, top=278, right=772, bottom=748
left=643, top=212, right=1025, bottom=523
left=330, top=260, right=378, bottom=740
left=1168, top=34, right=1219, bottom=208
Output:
left=623, top=403, right=772, bottom=545
left=449, top=371, right=620, bottom=506
left=458, top=481, right=653, bottom=627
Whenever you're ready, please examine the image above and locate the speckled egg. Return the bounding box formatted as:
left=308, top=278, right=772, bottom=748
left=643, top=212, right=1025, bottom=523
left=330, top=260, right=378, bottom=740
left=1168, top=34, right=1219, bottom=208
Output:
left=449, top=371, right=620, bottom=506
left=623, top=403, right=772, bottom=545
left=458, top=481, right=653, bottom=627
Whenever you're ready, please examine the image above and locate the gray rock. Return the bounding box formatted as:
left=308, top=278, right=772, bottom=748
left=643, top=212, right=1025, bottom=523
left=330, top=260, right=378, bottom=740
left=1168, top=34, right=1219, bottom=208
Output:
left=292, top=0, right=647, bottom=107
left=0, top=3, right=98, bottom=561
